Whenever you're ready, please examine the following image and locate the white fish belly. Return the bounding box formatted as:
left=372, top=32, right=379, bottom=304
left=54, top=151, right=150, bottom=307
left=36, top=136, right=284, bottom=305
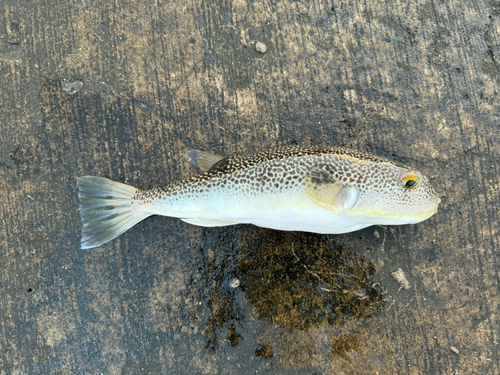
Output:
left=148, top=190, right=364, bottom=233
left=235, top=207, right=371, bottom=234
left=239, top=207, right=430, bottom=233
left=149, top=188, right=429, bottom=233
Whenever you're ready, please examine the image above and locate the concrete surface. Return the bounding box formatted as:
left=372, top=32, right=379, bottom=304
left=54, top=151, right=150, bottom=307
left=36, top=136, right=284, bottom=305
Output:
left=0, top=0, right=499, bottom=373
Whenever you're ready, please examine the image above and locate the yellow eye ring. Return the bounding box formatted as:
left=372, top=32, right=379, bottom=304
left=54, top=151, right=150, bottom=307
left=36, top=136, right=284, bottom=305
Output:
left=400, top=172, right=420, bottom=189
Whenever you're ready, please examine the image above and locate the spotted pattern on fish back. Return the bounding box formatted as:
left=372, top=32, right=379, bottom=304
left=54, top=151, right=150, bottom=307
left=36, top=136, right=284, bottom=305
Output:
left=207, top=146, right=398, bottom=175
left=133, top=146, right=413, bottom=210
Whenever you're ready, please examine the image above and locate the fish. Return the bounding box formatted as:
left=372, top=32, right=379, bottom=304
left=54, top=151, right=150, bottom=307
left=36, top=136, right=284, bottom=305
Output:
left=76, top=146, right=440, bottom=249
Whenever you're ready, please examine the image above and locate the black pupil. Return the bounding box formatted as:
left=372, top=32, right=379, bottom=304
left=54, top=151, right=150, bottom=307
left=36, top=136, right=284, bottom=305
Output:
left=405, top=179, right=417, bottom=188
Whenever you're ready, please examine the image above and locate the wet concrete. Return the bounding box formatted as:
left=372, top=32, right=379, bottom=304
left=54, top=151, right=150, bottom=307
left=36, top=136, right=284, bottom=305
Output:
left=1, top=0, right=499, bottom=374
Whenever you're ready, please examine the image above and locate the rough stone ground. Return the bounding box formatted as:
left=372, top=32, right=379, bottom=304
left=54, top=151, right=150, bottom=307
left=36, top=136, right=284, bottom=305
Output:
left=0, top=0, right=499, bottom=374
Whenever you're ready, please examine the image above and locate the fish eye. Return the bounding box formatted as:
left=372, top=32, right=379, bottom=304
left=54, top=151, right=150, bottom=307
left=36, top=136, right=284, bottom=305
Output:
left=400, top=172, right=420, bottom=189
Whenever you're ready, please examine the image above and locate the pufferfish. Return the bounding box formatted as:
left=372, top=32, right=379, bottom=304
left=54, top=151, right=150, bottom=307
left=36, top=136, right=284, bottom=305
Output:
left=76, top=146, right=440, bottom=249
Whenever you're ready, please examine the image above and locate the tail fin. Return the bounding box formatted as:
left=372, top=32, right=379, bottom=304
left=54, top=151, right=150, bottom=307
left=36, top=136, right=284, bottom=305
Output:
left=76, top=176, right=150, bottom=249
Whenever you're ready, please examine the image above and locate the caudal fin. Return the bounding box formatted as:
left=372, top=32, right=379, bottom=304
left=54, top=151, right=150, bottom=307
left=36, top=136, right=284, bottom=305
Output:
left=76, top=176, right=150, bottom=249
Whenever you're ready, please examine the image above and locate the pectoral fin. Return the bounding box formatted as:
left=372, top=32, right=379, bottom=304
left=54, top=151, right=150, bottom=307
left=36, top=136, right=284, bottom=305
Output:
left=185, top=150, right=225, bottom=172
left=304, top=170, right=359, bottom=213
left=181, top=218, right=237, bottom=227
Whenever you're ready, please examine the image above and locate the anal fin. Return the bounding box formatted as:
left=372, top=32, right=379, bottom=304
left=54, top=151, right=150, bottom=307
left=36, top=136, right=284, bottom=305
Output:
left=181, top=217, right=237, bottom=227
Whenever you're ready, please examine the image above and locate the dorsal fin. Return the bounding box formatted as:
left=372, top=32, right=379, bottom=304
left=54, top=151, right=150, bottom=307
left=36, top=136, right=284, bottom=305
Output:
left=303, top=169, right=359, bottom=213
left=185, top=150, right=226, bottom=172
